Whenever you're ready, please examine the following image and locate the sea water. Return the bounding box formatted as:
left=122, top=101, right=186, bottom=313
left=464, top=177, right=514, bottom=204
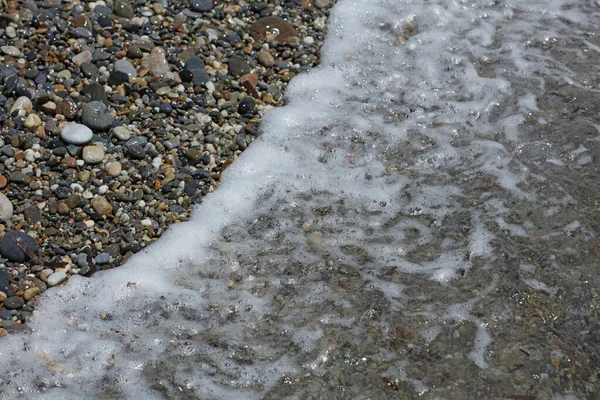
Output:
left=1, top=0, right=600, bottom=398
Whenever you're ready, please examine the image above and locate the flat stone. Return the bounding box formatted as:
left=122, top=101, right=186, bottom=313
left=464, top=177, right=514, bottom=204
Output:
left=184, top=148, right=204, bottom=163
left=3, top=296, right=24, bottom=310
left=62, top=194, right=81, bottom=209
left=249, top=16, right=299, bottom=45
left=1, top=46, right=22, bottom=57
left=95, top=253, right=110, bottom=264
left=61, top=123, right=93, bottom=145
left=81, top=83, right=109, bottom=104
left=0, top=231, right=40, bottom=262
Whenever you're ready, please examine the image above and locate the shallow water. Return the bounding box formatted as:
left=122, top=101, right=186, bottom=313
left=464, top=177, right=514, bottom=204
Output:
left=1, top=0, right=600, bottom=398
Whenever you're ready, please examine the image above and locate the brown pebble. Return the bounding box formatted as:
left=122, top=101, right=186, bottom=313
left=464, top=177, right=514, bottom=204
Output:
left=249, top=16, right=299, bottom=45
left=57, top=202, right=70, bottom=215
left=240, top=73, right=259, bottom=95
left=0, top=175, right=6, bottom=189
left=23, top=286, right=39, bottom=301
left=61, top=157, right=78, bottom=168
left=91, top=196, right=112, bottom=215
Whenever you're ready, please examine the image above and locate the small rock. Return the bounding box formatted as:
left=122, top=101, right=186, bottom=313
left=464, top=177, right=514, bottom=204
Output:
left=0, top=231, right=39, bottom=262
left=23, top=286, right=39, bottom=301
left=23, top=207, right=41, bottom=224
left=61, top=123, right=93, bottom=145
left=95, top=253, right=110, bottom=264
left=228, top=55, right=251, bottom=77
left=82, top=145, right=105, bottom=164
left=72, top=51, right=93, bottom=66
left=112, top=126, right=132, bottom=141
left=10, top=96, right=32, bottom=117
left=24, top=114, right=42, bottom=129
left=257, top=51, right=275, bottom=68
left=238, top=97, right=256, bottom=114
left=189, top=0, right=214, bottom=12
left=107, top=162, right=122, bottom=176
left=0, top=193, right=13, bottom=221
left=240, top=73, right=259, bottom=93
left=1, top=46, right=22, bottom=57
left=81, top=101, right=114, bottom=131
left=91, top=196, right=112, bottom=215
left=114, top=0, right=134, bottom=18
left=249, top=16, right=299, bottom=45
left=3, top=296, right=24, bottom=310
left=114, top=59, right=137, bottom=78
left=46, top=271, right=67, bottom=287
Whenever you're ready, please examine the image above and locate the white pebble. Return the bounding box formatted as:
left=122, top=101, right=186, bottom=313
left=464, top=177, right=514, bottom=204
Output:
left=98, top=185, right=109, bottom=195
left=46, top=271, right=67, bottom=287
left=0, top=193, right=13, bottom=221
left=61, top=123, right=93, bottom=145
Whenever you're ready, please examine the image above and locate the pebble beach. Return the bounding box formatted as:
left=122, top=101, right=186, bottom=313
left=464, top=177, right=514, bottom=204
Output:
left=0, top=0, right=333, bottom=331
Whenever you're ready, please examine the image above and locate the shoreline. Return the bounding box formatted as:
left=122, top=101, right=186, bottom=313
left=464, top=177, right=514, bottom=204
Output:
left=0, top=0, right=334, bottom=331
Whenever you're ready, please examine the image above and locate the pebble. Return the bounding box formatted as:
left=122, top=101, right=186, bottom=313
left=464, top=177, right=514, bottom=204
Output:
left=81, top=101, right=114, bottom=131
left=24, top=114, right=42, bottom=129
left=46, top=271, right=67, bottom=287
left=10, top=96, right=32, bottom=116
left=114, top=59, right=137, bottom=78
left=91, top=196, right=112, bottom=215
left=249, top=16, right=299, bottom=45
left=0, top=231, right=40, bottom=262
left=23, top=287, right=40, bottom=301
left=1, top=46, right=22, bottom=57
left=60, top=123, right=93, bottom=145
left=82, top=146, right=105, bottom=164
left=228, top=55, right=251, bottom=77
left=114, top=0, right=134, bottom=18
left=112, top=126, right=132, bottom=141
left=3, top=296, right=24, bottom=310
left=258, top=51, right=275, bottom=68
left=72, top=51, right=93, bottom=66
left=0, top=193, right=13, bottom=221
left=107, top=162, right=122, bottom=176
left=189, top=0, right=214, bottom=12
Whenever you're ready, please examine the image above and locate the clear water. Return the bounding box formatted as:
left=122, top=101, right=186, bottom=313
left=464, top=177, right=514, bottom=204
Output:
left=1, top=0, right=600, bottom=398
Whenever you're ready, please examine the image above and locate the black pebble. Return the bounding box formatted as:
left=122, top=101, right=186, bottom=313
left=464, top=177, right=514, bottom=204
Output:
left=238, top=97, right=255, bottom=114
left=0, top=231, right=40, bottom=262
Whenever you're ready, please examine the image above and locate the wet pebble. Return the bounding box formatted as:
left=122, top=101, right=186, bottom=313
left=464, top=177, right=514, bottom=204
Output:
left=82, top=146, right=105, bottom=164
left=61, top=123, right=93, bottom=145
left=0, top=231, right=40, bottom=262
left=81, top=101, right=114, bottom=131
